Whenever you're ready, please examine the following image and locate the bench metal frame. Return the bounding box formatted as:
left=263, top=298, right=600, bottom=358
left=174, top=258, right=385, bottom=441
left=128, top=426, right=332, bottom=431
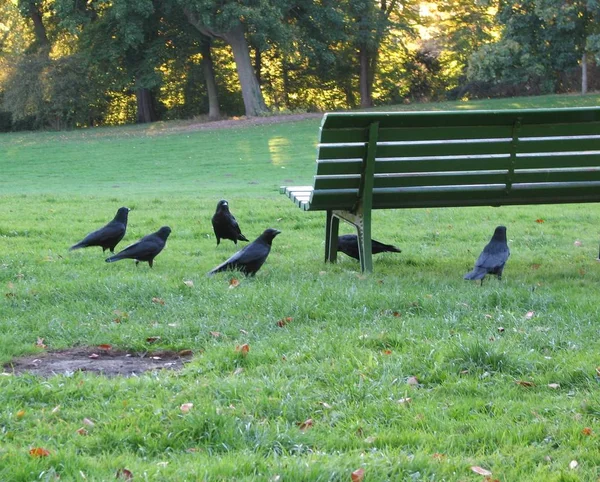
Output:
left=281, top=108, right=600, bottom=272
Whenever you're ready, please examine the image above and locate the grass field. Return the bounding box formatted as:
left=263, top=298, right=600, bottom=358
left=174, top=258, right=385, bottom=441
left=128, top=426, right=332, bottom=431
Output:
left=2, top=93, right=600, bottom=481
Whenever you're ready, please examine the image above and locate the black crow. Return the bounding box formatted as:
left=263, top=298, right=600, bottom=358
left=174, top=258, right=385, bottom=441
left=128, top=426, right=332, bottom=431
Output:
left=464, top=226, right=510, bottom=281
left=105, top=226, right=171, bottom=268
left=208, top=228, right=281, bottom=276
left=70, top=207, right=130, bottom=253
left=337, top=234, right=401, bottom=260
left=211, top=199, right=249, bottom=246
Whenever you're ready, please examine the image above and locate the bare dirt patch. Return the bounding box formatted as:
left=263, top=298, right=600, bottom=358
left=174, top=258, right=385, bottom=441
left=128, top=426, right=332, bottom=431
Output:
left=172, top=112, right=322, bottom=134
left=3, top=348, right=192, bottom=377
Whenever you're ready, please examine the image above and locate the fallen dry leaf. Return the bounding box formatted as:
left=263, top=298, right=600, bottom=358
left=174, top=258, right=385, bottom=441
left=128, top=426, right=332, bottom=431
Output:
left=297, top=418, right=313, bottom=430
left=16, top=409, right=25, bottom=418
left=569, top=460, right=578, bottom=469
left=382, top=349, right=392, bottom=355
left=76, top=427, right=88, bottom=436
left=152, top=297, right=165, bottom=305
left=116, top=469, right=133, bottom=480
left=180, top=403, right=194, bottom=413
left=530, top=263, right=541, bottom=270
left=351, top=468, right=365, bottom=482
left=497, top=327, right=505, bottom=333
left=183, top=280, right=194, bottom=287
left=574, top=240, right=583, bottom=247
left=471, top=466, right=492, bottom=476
left=407, top=376, right=419, bottom=386
left=535, top=218, right=544, bottom=223
left=178, top=349, right=193, bottom=356
left=582, top=427, right=592, bottom=436
left=35, top=337, right=46, bottom=349
left=548, top=383, right=560, bottom=389
left=432, top=453, right=445, bottom=460
left=364, top=436, right=377, bottom=443
left=51, top=405, right=60, bottom=414
left=277, top=317, right=293, bottom=327
left=98, top=344, right=112, bottom=351
left=319, top=402, right=332, bottom=409
left=524, top=311, right=535, bottom=320
left=210, top=331, right=221, bottom=338
left=397, top=397, right=412, bottom=404
left=236, top=343, right=250, bottom=355
left=516, top=380, right=535, bottom=387
left=233, top=367, right=244, bottom=376
left=88, top=353, right=100, bottom=359
left=229, top=278, right=240, bottom=289
left=146, top=336, right=161, bottom=344
left=239, top=329, right=248, bottom=335
left=29, top=447, right=50, bottom=457
left=113, top=310, right=129, bottom=323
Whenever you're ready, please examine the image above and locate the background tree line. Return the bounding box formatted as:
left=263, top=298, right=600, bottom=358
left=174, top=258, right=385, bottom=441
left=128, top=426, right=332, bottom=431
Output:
left=1, top=0, right=599, bottom=131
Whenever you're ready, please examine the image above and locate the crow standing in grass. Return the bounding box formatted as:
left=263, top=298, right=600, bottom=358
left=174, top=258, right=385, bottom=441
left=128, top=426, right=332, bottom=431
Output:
left=105, top=226, right=171, bottom=268
left=211, top=199, right=249, bottom=246
left=70, top=207, right=130, bottom=253
left=208, top=228, right=281, bottom=276
left=337, top=234, right=401, bottom=260
left=464, top=226, right=510, bottom=281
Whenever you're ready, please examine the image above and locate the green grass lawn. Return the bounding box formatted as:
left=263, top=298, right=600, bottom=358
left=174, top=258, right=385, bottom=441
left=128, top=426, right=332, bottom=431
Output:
left=2, top=93, right=600, bottom=481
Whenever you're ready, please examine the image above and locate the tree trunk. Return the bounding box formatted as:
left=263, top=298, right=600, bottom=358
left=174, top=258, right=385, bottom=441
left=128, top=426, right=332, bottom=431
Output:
left=582, top=52, right=588, bottom=94
left=282, top=58, right=290, bottom=108
left=254, top=46, right=262, bottom=84
left=27, top=2, right=50, bottom=54
left=359, top=45, right=373, bottom=108
left=182, top=11, right=269, bottom=117
left=222, top=23, right=269, bottom=117
left=136, top=88, right=157, bottom=124
left=200, top=39, right=221, bottom=120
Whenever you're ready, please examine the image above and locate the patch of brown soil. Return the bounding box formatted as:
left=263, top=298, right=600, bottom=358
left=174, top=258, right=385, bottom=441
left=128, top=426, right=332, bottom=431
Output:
left=3, top=348, right=192, bottom=377
left=164, top=112, right=322, bottom=134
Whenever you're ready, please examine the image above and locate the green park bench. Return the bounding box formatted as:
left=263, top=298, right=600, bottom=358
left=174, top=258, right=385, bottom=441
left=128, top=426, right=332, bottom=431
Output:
left=280, top=107, right=600, bottom=272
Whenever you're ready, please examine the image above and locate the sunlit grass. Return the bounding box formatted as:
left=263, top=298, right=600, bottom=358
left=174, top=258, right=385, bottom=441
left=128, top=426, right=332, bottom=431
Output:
left=1, top=94, right=600, bottom=480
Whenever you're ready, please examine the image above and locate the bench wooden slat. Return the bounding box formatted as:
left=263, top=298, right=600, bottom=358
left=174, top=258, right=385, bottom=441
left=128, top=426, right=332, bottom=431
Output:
left=517, top=137, right=600, bottom=153
left=320, top=125, right=515, bottom=143
left=313, top=172, right=510, bottom=190
left=316, top=156, right=512, bottom=176
left=519, top=123, right=600, bottom=137
left=513, top=169, right=600, bottom=183
left=317, top=140, right=513, bottom=160
left=515, top=153, right=600, bottom=169
left=320, top=107, right=600, bottom=130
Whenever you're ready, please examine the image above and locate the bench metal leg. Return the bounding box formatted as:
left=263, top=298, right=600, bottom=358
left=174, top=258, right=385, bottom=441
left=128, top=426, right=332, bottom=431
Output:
left=356, top=217, right=373, bottom=274
left=325, top=210, right=340, bottom=263
left=326, top=209, right=373, bottom=273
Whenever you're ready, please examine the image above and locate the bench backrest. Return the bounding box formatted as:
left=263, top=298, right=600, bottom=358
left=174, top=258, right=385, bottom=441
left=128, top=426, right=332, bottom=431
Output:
left=307, top=107, right=600, bottom=210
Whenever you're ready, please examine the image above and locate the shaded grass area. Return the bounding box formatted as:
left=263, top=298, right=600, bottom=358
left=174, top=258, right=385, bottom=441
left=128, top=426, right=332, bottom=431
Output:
left=2, top=95, right=600, bottom=480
